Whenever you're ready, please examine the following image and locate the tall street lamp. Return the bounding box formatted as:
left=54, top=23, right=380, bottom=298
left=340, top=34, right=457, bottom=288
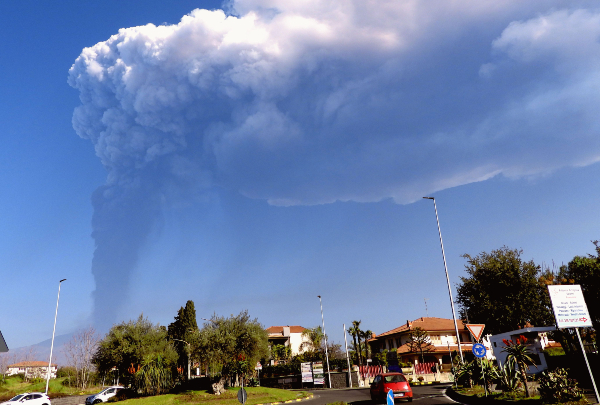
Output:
left=317, top=295, right=332, bottom=388
left=46, top=278, right=66, bottom=394
left=423, top=197, right=464, bottom=363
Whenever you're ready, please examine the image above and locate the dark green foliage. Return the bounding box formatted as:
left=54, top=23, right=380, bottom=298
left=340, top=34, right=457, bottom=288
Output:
left=270, top=344, right=291, bottom=361
left=454, top=360, right=476, bottom=387
left=92, top=314, right=178, bottom=391
left=195, top=310, right=269, bottom=381
left=57, top=366, right=76, bottom=378
left=407, top=327, right=434, bottom=363
left=561, top=241, right=600, bottom=347
left=347, top=321, right=363, bottom=366
left=538, top=368, right=585, bottom=403
left=168, top=300, right=199, bottom=378
left=133, top=353, right=174, bottom=395
left=456, top=247, right=554, bottom=335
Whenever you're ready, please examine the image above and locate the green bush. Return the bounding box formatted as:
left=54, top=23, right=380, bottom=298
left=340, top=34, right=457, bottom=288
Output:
left=538, top=368, right=584, bottom=403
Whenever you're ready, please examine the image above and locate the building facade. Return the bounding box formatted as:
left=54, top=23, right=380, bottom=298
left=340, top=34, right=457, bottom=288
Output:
left=368, top=317, right=473, bottom=367
left=6, top=361, right=58, bottom=379
left=266, top=326, right=309, bottom=358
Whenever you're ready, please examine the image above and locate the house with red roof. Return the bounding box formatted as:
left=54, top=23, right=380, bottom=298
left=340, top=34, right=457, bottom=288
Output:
left=266, top=326, right=309, bottom=357
left=368, top=317, right=473, bottom=368
left=6, top=361, right=57, bottom=379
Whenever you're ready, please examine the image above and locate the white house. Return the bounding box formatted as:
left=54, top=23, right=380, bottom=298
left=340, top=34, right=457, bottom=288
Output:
left=489, top=326, right=558, bottom=374
left=266, top=326, right=309, bottom=357
left=368, top=317, right=473, bottom=368
left=6, top=361, right=58, bottom=379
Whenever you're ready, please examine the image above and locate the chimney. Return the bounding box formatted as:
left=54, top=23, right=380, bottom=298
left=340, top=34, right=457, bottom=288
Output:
left=283, top=326, right=290, bottom=337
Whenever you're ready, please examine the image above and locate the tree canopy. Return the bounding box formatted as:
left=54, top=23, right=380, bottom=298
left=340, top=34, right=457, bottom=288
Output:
left=407, top=327, right=434, bottom=363
left=168, top=300, right=198, bottom=378
left=195, top=310, right=268, bottom=379
left=92, top=314, right=178, bottom=390
left=456, top=247, right=554, bottom=335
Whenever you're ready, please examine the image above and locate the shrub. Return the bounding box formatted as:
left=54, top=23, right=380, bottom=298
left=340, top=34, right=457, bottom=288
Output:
left=538, top=368, right=584, bottom=403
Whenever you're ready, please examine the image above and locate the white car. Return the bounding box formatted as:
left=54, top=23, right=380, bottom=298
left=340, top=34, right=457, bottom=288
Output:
left=85, top=387, right=124, bottom=405
left=1, top=393, right=50, bottom=405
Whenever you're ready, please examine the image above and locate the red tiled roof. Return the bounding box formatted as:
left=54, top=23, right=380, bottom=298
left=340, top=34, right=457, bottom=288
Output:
left=374, top=317, right=466, bottom=339
left=266, top=326, right=306, bottom=334
left=8, top=361, right=57, bottom=367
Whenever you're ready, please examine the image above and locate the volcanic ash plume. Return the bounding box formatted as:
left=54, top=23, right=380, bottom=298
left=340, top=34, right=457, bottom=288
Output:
left=69, top=1, right=600, bottom=327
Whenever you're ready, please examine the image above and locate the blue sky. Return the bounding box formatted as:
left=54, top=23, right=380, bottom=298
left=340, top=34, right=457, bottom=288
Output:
left=1, top=0, right=600, bottom=354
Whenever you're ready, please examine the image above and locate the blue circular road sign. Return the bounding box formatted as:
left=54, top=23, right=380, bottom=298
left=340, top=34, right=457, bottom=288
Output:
left=472, top=343, right=486, bottom=358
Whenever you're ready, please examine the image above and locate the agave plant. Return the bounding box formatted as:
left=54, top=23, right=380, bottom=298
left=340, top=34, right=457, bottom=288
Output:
left=491, top=356, right=521, bottom=393
left=502, top=335, right=536, bottom=397
left=134, top=353, right=175, bottom=395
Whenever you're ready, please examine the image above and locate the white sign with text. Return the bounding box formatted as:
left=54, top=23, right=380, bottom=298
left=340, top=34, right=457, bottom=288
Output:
left=548, top=284, right=593, bottom=329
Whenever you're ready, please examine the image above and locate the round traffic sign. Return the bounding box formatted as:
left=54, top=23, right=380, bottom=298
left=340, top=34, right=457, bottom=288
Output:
left=472, top=343, right=486, bottom=358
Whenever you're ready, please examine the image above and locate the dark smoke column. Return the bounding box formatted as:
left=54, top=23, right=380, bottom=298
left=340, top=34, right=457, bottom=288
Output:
left=90, top=180, right=161, bottom=331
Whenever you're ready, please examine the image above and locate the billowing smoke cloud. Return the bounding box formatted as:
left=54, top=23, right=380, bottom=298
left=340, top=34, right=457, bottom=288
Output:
left=69, top=0, right=600, bottom=327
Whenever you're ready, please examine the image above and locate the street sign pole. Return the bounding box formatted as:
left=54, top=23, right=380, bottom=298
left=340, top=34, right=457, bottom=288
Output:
left=576, top=328, right=599, bottom=403
left=548, top=284, right=599, bottom=403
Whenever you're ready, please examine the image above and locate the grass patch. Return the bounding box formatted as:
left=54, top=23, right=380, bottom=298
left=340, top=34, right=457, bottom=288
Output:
left=114, top=387, right=308, bottom=405
left=0, top=376, right=108, bottom=401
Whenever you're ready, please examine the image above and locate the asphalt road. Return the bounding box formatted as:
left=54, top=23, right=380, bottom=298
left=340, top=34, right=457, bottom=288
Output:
left=303, top=385, right=458, bottom=405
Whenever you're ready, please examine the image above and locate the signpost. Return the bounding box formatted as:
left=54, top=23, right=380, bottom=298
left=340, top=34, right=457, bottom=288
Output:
left=301, top=362, right=313, bottom=385
left=255, top=362, right=262, bottom=386
left=386, top=388, right=394, bottom=405
left=466, top=324, right=485, bottom=342
left=548, top=285, right=599, bottom=403
left=472, top=342, right=488, bottom=397
left=313, top=361, right=325, bottom=385
left=472, top=343, right=486, bottom=358
left=237, top=388, right=247, bottom=405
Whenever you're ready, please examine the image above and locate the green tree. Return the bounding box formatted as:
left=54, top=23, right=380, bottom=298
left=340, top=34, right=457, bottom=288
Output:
left=270, top=344, right=291, bottom=362
left=348, top=321, right=363, bottom=366
left=456, top=247, right=554, bottom=335
left=560, top=240, right=600, bottom=347
left=196, top=310, right=268, bottom=385
left=299, top=326, right=325, bottom=361
left=92, top=315, right=178, bottom=391
left=168, top=300, right=198, bottom=379
left=361, top=329, right=373, bottom=360
left=407, top=327, right=434, bottom=363
left=502, top=335, right=536, bottom=397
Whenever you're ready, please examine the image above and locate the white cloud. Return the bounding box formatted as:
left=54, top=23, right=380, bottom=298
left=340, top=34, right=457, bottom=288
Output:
left=70, top=1, right=600, bottom=206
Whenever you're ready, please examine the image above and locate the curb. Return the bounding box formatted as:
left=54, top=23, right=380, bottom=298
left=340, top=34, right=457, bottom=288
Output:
left=255, top=393, right=314, bottom=405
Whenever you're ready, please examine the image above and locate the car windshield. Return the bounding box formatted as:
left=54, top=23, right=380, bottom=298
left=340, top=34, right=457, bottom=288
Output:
left=384, top=375, right=406, bottom=383
left=10, top=395, right=25, bottom=402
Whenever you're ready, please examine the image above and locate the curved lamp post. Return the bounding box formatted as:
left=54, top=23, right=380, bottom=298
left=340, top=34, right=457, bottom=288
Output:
left=172, top=338, right=191, bottom=380
left=46, top=278, right=66, bottom=394
left=423, top=197, right=464, bottom=363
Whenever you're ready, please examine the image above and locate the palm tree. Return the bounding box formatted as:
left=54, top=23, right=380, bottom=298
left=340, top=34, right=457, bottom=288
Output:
left=362, top=329, right=373, bottom=361
left=502, top=335, right=536, bottom=397
left=299, top=326, right=324, bottom=359
left=348, top=320, right=363, bottom=366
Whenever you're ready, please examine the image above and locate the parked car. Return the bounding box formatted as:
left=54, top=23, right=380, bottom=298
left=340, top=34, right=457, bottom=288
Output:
left=1, top=393, right=50, bottom=405
left=370, top=373, right=413, bottom=403
left=85, top=387, right=124, bottom=405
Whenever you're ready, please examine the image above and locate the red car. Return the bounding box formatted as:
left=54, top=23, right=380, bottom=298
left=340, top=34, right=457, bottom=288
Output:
left=369, top=373, right=413, bottom=403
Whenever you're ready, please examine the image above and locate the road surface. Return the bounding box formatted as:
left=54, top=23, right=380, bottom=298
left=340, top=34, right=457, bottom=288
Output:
left=303, top=385, right=458, bottom=405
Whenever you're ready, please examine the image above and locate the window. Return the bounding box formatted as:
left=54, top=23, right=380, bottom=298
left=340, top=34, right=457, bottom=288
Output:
left=384, top=374, right=407, bottom=383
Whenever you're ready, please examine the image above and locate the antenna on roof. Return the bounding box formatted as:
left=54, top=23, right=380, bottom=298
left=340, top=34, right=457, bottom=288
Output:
left=424, top=298, right=429, bottom=317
